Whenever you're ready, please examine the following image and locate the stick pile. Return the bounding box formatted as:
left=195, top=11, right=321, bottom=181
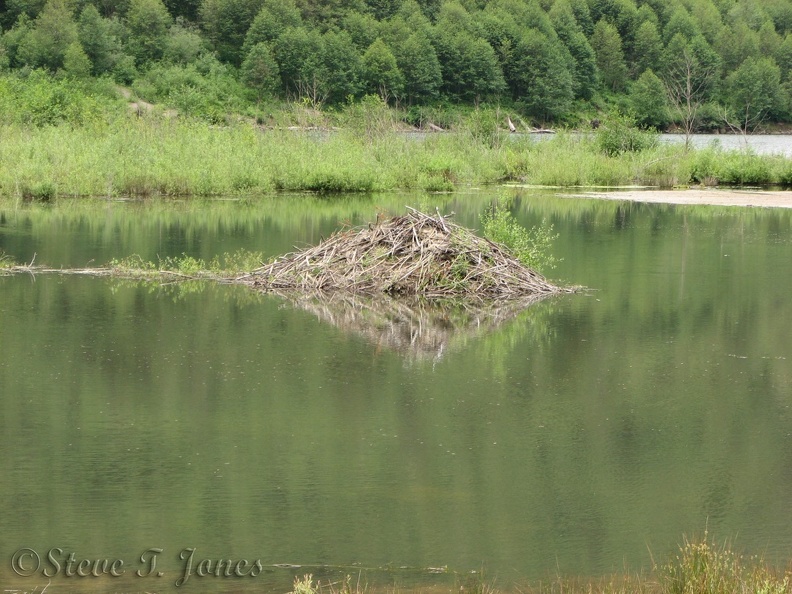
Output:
left=247, top=208, right=570, bottom=300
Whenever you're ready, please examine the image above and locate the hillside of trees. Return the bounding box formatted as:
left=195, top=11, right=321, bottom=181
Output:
left=3, top=0, right=792, bottom=130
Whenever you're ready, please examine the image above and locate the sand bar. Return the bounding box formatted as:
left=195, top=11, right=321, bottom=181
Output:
left=565, top=189, right=792, bottom=208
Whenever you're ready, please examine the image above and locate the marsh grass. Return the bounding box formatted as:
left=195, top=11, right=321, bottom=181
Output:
left=107, top=249, right=265, bottom=279
left=2, top=108, right=792, bottom=198
left=281, top=535, right=792, bottom=594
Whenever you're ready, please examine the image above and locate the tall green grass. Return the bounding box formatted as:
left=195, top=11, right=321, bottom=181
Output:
left=2, top=111, right=792, bottom=199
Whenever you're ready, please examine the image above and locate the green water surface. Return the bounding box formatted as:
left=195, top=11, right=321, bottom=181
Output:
left=1, top=190, right=791, bottom=592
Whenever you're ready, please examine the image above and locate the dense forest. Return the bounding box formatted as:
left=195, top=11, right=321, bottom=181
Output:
left=2, top=0, right=792, bottom=129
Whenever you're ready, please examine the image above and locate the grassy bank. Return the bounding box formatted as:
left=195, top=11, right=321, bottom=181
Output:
left=3, top=112, right=792, bottom=199
left=281, top=534, right=791, bottom=594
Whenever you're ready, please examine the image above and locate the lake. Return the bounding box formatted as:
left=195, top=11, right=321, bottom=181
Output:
left=658, top=133, right=792, bottom=155
left=1, top=190, right=791, bottom=593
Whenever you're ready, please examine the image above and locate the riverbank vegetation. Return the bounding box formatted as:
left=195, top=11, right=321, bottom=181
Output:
left=282, top=534, right=792, bottom=594
left=5, top=0, right=792, bottom=132
left=3, top=106, right=792, bottom=198
left=4, top=0, right=792, bottom=197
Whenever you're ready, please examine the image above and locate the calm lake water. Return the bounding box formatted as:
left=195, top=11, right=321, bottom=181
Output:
left=1, top=191, right=791, bottom=593
left=658, top=133, right=792, bottom=155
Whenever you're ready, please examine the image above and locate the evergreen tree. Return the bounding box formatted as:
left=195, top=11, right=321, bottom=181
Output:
left=2, top=13, right=33, bottom=68
left=715, top=22, right=760, bottom=72
left=240, top=41, right=280, bottom=100
left=663, top=7, right=701, bottom=43
left=551, top=0, right=598, bottom=99
left=690, top=0, right=724, bottom=44
left=511, top=28, right=574, bottom=120
left=341, top=10, right=380, bottom=51
left=591, top=19, right=627, bottom=91
left=629, top=68, right=668, bottom=128
left=632, top=20, right=662, bottom=77
left=759, top=20, right=782, bottom=57
left=162, top=0, right=200, bottom=21
left=365, top=0, right=401, bottom=20
left=2, top=0, right=46, bottom=28
left=164, top=21, right=205, bottom=64
left=775, top=33, right=792, bottom=78
left=273, top=26, right=326, bottom=100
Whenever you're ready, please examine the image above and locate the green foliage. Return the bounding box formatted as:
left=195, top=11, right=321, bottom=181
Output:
left=240, top=41, right=280, bottom=100
left=163, top=21, right=206, bottom=65
left=361, top=38, right=403, bottom=101
left=0, top=249, right=16, bottom=268
left=199, top=0, right=265, bottom=65
left=511, top=28, right=575, bottom=121
left=0, top=0, right=791, bottom=127
left=629, top=69, right=669, bottom=129
left=320, top=30, right=363, bottom=105
left=595, top=111, right=659, bottom=155
left=125, top=0, right=172, bottom=64
left=591, top=18, right=628, bottom=91
left=632, top=19, right=663, bottom=76
left=78, top=5, right=123, bottom=75
left=395, top=31, right=441, bottom=104
left=109, top=249, right=265, bottom=277
left=61, top=41, right=92, bottom=78
left=481, top=201, right=558, bottom=272
left=16, top=0, right=79, bottom=71
left=725, top=56, right=784, bottom=131
left=0, top=70, right=120, bottom=125
left=272, top=26, right=327, bottom=101
left=132, top=58, right=247, bottom=121
left=242, top=0, right=302, bottom=54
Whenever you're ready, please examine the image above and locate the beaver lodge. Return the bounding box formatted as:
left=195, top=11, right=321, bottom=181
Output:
left=245, top=207, right=572, bottom=301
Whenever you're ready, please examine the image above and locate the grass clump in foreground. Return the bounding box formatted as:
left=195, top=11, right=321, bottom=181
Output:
left=283, top=535, right=792, bottom=594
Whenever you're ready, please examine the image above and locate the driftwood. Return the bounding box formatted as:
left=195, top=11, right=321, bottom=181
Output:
left=245, top=208, right=572, bottom=301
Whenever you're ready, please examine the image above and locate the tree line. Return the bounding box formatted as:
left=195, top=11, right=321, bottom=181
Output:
left=2, top=0, right=792, bottom=130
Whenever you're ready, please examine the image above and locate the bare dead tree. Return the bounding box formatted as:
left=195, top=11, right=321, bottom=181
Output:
left=296, top=74, right=328, bottom=110
left=720, top=102, right=767, bottom=146
left=663, top=48, right=716, bottom=151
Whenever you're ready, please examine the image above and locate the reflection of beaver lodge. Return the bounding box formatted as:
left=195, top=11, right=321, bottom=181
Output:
left=268, top=291, right=554, bottom=361
left=246, top=208, right=573, bottom=300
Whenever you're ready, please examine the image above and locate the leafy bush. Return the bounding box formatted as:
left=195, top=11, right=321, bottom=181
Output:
left=481, top=201, right=558, bottom=272
left=595, top=112, right=659, bottom=156
left=132, top=58, right=247, bottom=121
left=0, top=70, right=120, bottom=125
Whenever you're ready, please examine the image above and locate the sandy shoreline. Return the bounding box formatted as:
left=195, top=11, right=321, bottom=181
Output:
left=565, top=188, right=792, bottom=208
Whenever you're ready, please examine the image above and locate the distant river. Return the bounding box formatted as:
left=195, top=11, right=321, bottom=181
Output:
left=658, top=133, right=792, bottom=155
